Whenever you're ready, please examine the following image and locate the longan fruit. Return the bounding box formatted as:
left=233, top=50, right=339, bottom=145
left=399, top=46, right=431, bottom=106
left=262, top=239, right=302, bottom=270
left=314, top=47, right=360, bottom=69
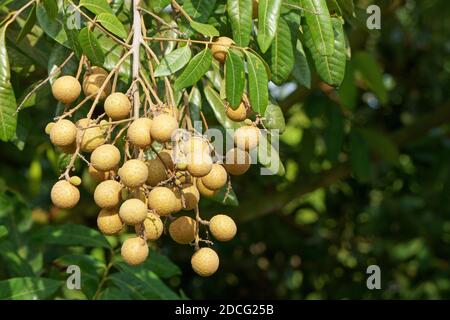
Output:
left=209, top=214, right=237, bottom=241
left=51, top=180, right=80, bottom=209
left=182, top=137, right=210, bottom=155
left=135, top=212, right=163, bottom=241
left=169, top=216, right=196, bottom=244
left=146, top=150, right=173, bottom=186
left=97, top=208, right=124, bottom=235
left=211, top=37, right=235, bottom=63
left=104, top=92, right=131, bottom=120
left=150, top=113, right=178, bottom=142
left=45, top=122, right=55, bottom=135
left=83, top=66, right=111, bottom=100
left=234, top=125, right=260, bottom=150
left=88, top=165, right=110, bottom=183
left=118, top=159, right=148, bottom=188
left=180, top=183, right=200, bottom=211
left=69, top=176, right=82, bottom=186
left=223, top=147, right=251, bottom=175
left=186, top=151, right=213, bottom=177
left=50, top=119, right=77, bottom=147
left=127, top=118, right=152, bottom=148
left=76, top=118, right=106, bottom=152
left=52, top=75, right=81, bottom=104
left=201, top=164, right=227, bottom=190
left=94, top=180, right=122, bottom=208
left=121, top=237, right=148, bottom=266
left=91, top=144, right=121, bottom=171
left=148, top=186, right=180, bottom=216
left=196, top=178, right=218, bottom=198
left=119, top=198, right=147, bottom=226
left=191, top=247, right=220, bottom=277
left=226, top=101, right=247, bottom=122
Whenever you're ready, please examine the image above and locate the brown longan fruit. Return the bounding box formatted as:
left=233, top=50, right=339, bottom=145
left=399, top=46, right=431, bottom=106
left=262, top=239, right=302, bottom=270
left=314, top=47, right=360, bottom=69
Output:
left=52, top=76, right=81, bottom=104
left=201, top=164, right=227, bottom=190
left=104, top=92, right=131, bottom=120
left=83, top=66, right=111, bottom=100
left=148, top=186, right=180, bottom=216
left=169, top=216, right=196, bottom=244
left=223, top=147, right=251, bottom=175
left=50, top=119, right=77, bottom=148
left=234, top=125, right=260, bottom=150
left=150, top=113, right=178, bottom=142
left=97, top=208, right=124, bottom=235
left=191, top=247, right=220, bottom=277
left=146, top=150, right=173, bottom=186
left=94, top=180, right=122, bottom=208
left=91, top=144, right=121, bottom=171
left=88, top=165, right=110, bottom=183
left=187, top=151, right=213, bottom=177
left=76, top=118, right=106, bottom=152
left=209, top=214, right=237, bottom=241
left=127, top=118, right=152, bottom=148
left=182, top=137, right=210, bottom=155
left=226, top=101, right=248, bottom=122
left=50, top=180, right=80, bottom=209
left=119, top=198, right=148, bottom=226
left=118, top=159, right=148, bottom=188
left=121, top=237, right=148, bottom=266
left=196, top=178, right=218, bottom=198
left=135, top=212, right=163, bottom=241
left=211, top=37, right=235, bottom=63
left=180, top=183, right=200, bottom=211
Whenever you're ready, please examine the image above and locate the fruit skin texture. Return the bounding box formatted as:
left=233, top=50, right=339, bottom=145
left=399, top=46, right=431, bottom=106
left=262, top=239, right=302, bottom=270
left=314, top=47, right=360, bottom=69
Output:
left=50, top=119, right=77, bottom=147
left=226, top=102, right=247, bottom=122
left=52, top=76, right=81, bottom=104
left=97, top=208, right=124, bottom=235
left=104, top=92, right=131, bottom=120
left=169, top=216, right=196, bottom=244
left=234, top=125, right=260, bottom=150
left=118, top=159, right=149, bottom=188
left=119, top=198, right=148, bottom=225
left=180, top=184, right=200, bottom=211
left=211, top=37, right=235, bottom=63
left=83, top=66, right=111, bottom=100
left=148, top=187, right=180, bottom=216
left=209, top=214, right=237, bottom=241
left=187, top=151, right=213, bottom=177
left=201, top=164, right=228, bottom=190
left=223, top=148, right=251, bottom=175
left=88, top=165, right=110, bottom=183
left=135, top=212, right=163, bottom=241
left=127, top=118, right=152, bottom=148
left=76, top=118, right=106, bottom=152
left=121, top=237, right=149, bottom=266
left=191, top=247, right=220, bottom=277
left=51, top=180, right=80, bottom=209
left=94, top=180, right=122, bottom=208
left=150, top=114, right=178, bottom=142
left=91, top=144, right=121, bottom=171
left=182, top=137, right=210, bottom=155
left=196, top=178, right=218, bottom=198
left=146, top=150, right=173, bottom=186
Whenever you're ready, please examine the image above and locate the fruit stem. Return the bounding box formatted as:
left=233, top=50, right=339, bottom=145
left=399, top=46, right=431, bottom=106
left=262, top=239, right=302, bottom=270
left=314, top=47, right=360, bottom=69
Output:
left=132, top=0, right=142, bottom=120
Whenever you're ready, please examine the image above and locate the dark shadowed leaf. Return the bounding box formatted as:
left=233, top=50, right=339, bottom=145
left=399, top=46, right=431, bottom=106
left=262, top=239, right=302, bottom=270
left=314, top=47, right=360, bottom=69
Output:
left=0, top=277, right=62, bottom=300
left=350, top=129, right=371, bottom=182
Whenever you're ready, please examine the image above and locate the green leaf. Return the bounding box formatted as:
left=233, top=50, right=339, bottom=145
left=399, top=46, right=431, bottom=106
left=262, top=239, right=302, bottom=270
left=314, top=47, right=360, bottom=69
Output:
left=337, top=0, right=355, bottom=18
left=0, top=277, right=62, bottom=300
left=227, top=0, right=253, bottom=47
left=35, top=3, right=69, bottom=48
left=188, top=86, right=202, bottom=124
left=302, top=0, right=334, bottom=56
left=17, top=4, right=37, bottom=42
left=183, top=0, right=216, bottom=23
left=31, top=224, right=111, bottom=249
left=360, top=128, right=399, bottom=164
left=100, top=286, right=131, bottom=299
left=0, top=241, right=35, bottom=277
left=353, top=51, right=387, bottom=104
left=350, top=129, right=371, bottom=182
left=0, top=225, right=7, bottom=239
left=174, top=48, right=212, bottom=90
left=155, top=46, right=192, bottom=77
left=257, top=0, right=282, bottom=53
left=79, top=0, right=113, bottom=15
left=189, top=21, right=219, bottom=37
left=324, top=104, right=344, bottom=162
left=204, top=86, right=241, bottom=129
left=97, top=13, right=127, bottom=39
left=143, top=251, right=182, bottom=279
left=245, top=51, right=269, bottom=114
left=338, top=62, right=357, bottom=109
left=43, top=0, right=58, bottom=20
left=258, top=133, right=285, bottom=176
left=211, top=183, right=239, bottom=207
left=0, top=26, right=17, bottom=142
left=78, top=27, right=105, bottom=67
left=150, top=0, right=172, bottom=13
left=268, top=17, right=294, bottom=85
left=293, top=40, right=311, bottom=88
left=225, top=49, right=245, bottom=108
left=263, top=104, right=285, bottom=133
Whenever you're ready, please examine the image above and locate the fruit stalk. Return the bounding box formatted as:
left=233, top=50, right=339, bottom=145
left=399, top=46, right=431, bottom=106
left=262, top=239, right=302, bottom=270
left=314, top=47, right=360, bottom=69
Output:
left=132, top=0, right=142, bottom=120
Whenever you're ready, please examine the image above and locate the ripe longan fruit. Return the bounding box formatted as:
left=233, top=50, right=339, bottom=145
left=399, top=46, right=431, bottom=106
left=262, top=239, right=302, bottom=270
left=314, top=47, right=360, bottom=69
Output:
left=150, top=113, right=178, bottom=142
left=50, top=119, right=77, bottom=148
left=83, top=66, right=111, bottom=100
left=118, top=159, right=148, bottom=188
left=94, top=180, right=122, bottom=208
left=196, top=178, right=218, bottom=198
left=201, top=164, right=227, bottom=190
left=127, top=118, right=152, bottom=148
left=226, top=101, right=247, bottom=122
left=148, top=186, right=180, bottom=216
left=76, top=118, right=106, bottom=152
left=51, top=180, right=80, bottom=209
left=209, top=214, right=237, bottom=241
left=211, top=37, right=235, bottom=63
left=234, top=125, right=260, bottom=150
left=146, top=150, right=173, bottom=186
left=119, top=198, right=148, bottom=225
left=104, top=92, right=131, bottom=120
left=180, top=183, right=200, bottom=211
left=187, top=151, right=213, bottom=177
left=223, top=147, right=251, bottom=175
left=135, top=212, right=163, bottom=241
left=182, top=137, right=210, bottom=155
left=88, top=165, right=110, bottom=183
left=191, top=247, right=220, bottom=277
left=121, top=237, right=148, bottom=266
left=169, top=216, right=196, bottom=244
left=52, top=75, right=81, bottom=104
left=97, top=208, right=124, bottom=235
left=91, top=144, right=121, bottom=171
